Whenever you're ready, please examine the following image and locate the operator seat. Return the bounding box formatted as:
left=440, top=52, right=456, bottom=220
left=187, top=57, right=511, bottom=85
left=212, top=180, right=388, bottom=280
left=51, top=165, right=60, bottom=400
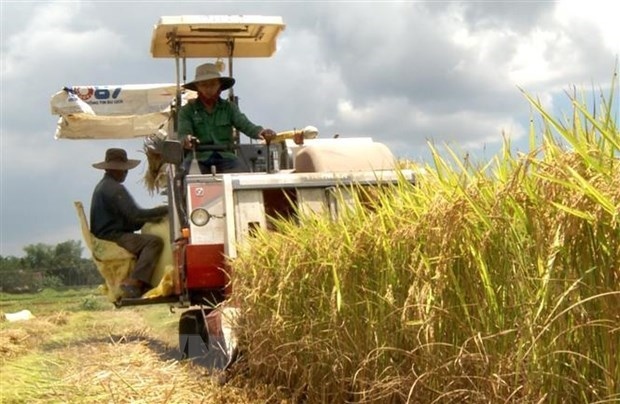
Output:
left=74, top=201, right=136, bottom=302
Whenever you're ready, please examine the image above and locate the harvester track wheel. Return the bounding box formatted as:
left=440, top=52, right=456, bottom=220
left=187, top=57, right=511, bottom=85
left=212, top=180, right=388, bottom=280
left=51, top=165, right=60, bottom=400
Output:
left=179, top=309, right=209, bottom=360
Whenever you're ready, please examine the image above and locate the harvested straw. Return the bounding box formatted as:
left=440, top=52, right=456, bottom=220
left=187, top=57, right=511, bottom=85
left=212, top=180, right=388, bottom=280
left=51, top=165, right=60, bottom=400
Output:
left=1, top=306, right=286, bottom=403
left=0, top=315, right=67, bottom=362
left=141, top=132, right=168, bottom=195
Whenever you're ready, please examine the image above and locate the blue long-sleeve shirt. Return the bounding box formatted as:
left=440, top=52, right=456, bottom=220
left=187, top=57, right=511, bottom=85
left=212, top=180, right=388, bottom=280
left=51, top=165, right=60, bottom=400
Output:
left=90, top=173, right=168, bottom=240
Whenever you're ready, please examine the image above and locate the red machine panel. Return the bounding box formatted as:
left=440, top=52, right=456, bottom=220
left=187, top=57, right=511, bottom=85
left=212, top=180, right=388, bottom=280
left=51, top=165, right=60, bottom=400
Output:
left=185, top=243, right=228, bottom=289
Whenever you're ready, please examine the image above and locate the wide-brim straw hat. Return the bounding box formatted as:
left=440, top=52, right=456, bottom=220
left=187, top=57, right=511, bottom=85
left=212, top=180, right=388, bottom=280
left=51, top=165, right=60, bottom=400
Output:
left=92, top=148, right=140, bottom=170
left=183, top=63, right=235, bottom=92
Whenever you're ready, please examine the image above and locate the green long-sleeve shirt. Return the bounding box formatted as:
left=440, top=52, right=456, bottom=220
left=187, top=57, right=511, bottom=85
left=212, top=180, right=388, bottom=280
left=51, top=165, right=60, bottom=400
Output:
left=178, top=98, right=263, bottom=160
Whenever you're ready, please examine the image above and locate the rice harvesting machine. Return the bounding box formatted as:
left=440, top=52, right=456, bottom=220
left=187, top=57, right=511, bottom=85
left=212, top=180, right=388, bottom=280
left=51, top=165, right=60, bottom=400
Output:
left=51, top=15, right=416, bottom=371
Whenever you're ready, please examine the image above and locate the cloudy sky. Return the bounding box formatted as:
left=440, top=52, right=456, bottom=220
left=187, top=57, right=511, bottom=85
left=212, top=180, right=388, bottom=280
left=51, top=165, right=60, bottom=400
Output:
left=1, top=0, right=618, bottom=258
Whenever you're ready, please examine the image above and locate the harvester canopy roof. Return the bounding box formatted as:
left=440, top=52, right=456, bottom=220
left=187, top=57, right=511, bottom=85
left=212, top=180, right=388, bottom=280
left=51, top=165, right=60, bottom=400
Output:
left=150, top=15, right=286, bottom=58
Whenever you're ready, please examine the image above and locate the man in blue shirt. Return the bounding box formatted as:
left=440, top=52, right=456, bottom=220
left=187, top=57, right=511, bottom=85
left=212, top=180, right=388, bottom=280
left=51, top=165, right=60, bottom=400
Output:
left=90, top=148, right=168, bottom=298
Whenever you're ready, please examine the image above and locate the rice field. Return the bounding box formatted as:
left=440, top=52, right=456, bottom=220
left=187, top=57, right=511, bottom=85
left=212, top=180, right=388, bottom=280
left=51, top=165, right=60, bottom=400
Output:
left=2, top=79, right=618, bottom=403
left=231, top=78, right=619, bottom=402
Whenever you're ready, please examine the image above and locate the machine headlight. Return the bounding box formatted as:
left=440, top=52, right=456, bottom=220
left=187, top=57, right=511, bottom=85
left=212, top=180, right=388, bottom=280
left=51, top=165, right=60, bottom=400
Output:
left=190, top=208, right=210, bottom=226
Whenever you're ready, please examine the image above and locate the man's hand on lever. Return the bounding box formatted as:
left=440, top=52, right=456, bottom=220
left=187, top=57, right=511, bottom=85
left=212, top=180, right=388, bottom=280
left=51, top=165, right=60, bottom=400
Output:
left=182, top=135, right=200, bottom=150
left=258, top=129, right=277, bottom=145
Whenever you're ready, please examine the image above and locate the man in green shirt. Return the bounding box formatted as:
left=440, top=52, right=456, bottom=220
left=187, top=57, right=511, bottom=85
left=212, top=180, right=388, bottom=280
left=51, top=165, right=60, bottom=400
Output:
left=178, top=62, right=276, bottom=173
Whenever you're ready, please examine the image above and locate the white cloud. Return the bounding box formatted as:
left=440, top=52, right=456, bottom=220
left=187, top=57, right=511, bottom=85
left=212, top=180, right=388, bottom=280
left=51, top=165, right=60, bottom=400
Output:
left=556, top=0, right=620, bottom=55
left=335, top=96, right=527, bottom=152
left=2, top=2, right=126, bottom=80
left=508, top=29, right=572, bottom=86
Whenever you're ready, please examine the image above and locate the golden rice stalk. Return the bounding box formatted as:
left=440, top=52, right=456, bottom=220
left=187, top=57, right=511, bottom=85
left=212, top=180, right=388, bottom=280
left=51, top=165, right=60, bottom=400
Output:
left=141, top=134, right=168, bottom=195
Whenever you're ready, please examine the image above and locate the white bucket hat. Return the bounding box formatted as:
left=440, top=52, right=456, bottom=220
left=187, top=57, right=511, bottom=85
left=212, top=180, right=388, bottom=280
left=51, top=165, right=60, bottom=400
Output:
left=183, top=63, right=235, bottom=92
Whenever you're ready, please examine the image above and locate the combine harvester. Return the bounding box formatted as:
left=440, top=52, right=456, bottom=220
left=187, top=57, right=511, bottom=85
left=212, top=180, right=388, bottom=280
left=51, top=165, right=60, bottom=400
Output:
left=51, top=15, right=416, bottom=371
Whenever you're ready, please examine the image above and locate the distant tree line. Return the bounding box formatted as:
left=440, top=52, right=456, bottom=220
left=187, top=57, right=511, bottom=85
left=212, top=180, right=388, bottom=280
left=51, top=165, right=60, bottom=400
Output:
left=0, top=240, right=101, bottom=293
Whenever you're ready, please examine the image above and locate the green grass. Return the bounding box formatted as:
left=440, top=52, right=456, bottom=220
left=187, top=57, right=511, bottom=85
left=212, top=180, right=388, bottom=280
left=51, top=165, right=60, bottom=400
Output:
left=1, top=287, right=103, bottom=315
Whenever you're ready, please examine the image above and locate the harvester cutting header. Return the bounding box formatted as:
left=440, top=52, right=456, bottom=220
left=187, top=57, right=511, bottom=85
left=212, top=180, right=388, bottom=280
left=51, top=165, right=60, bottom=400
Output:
left=50, top=15, right=415, bottom=371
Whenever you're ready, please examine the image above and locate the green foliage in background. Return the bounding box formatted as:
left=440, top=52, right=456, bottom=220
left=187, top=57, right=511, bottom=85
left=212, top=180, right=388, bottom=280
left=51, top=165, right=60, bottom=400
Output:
left=232, top=75, right=619, bottom=403
left=0, top=240, right=101, bottom=292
